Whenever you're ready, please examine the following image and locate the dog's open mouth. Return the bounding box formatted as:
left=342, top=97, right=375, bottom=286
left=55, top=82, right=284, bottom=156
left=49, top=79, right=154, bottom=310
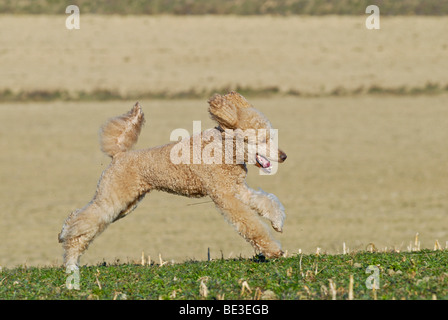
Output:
left=256, top=153, right=272, bottom=173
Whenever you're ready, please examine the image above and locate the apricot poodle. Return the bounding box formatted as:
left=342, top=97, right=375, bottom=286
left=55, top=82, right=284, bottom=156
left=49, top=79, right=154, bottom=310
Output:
left=58, top=92, right=287, bottom=269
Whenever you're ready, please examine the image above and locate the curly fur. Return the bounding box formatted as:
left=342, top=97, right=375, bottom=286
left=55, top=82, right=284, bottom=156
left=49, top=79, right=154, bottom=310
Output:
left=58, top=92, right=287, bottom=269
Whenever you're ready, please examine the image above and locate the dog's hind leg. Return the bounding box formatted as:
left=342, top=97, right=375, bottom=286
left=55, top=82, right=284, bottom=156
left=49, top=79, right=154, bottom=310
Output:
left=58, top=202, right=110, bottom=269
left=58, top=162, right=148, bottom=269
left=59, top=192, right=146, bottom=269
left=210, top=192, right=283, bottom=258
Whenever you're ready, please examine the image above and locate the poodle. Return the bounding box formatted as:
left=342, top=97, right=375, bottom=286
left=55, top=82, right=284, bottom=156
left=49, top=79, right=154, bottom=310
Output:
left=58, top=92, right=287, bottom=269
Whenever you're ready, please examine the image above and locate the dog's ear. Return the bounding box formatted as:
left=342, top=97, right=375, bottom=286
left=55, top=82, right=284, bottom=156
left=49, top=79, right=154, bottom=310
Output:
left=224, top=91, right=252, bottom=109
left=208, top=91, right=252, bottom=129
left=208, top=93, right=237, bottom=129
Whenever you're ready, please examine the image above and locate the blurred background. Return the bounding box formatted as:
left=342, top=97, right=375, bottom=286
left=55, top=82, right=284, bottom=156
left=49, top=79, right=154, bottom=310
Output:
left=0, top=0, right=447, bottom=267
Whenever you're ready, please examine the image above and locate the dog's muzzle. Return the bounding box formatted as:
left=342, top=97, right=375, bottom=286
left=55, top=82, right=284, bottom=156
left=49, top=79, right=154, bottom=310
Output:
left=255, top=149, right=287, bottom=173
left=278, top=150, right=287, bottom=163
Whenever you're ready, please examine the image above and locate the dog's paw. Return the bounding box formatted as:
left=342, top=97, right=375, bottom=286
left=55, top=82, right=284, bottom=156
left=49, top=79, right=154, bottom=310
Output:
left=263, top=249, right=285, bottom=259
left=271, top=209, right=285, bottom=232
left=265, top=192, right=285, bottom=232
left=271, top=220, right=284, bottom=233
left=65, top=264, right=79, bottom=272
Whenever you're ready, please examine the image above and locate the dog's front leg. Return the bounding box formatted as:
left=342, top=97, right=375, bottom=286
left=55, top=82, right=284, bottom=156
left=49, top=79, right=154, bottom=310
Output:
left=236, top=185, right=286, bottom=233
left=210, top=192, right=283, bottom=258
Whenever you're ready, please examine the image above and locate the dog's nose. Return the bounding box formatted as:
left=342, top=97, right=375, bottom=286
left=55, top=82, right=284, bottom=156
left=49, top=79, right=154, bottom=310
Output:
left=279, top=152, right=287, bottom=162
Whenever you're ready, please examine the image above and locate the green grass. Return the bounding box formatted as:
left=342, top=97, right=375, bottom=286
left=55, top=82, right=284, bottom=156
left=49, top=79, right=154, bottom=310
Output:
left=2, top=0, right=448, bottom=15
left=1, top=250, right=448, bottom=300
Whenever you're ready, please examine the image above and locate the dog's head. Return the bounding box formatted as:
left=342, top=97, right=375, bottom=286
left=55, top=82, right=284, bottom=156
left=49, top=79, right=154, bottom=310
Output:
left=208, top=92, right=287, bottom=173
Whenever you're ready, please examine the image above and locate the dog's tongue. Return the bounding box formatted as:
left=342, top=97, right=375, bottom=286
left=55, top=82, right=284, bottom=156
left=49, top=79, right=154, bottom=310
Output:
left=262, top=158, right=271, bottom=168
left=257, top=154, right=271, bottom=168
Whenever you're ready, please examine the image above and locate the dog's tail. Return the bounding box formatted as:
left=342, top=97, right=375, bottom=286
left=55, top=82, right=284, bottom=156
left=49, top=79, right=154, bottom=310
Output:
left=99, top=102, right=145, bottom=158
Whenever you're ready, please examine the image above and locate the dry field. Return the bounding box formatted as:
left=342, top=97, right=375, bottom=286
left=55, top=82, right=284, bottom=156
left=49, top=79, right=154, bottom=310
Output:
left=1, top=15, right=448, bottom=95
left=0, top=15, right=447, bottom=267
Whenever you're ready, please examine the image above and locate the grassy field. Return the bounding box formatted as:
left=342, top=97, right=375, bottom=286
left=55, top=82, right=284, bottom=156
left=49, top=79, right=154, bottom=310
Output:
left=1, top=250, right=447, bottom=300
